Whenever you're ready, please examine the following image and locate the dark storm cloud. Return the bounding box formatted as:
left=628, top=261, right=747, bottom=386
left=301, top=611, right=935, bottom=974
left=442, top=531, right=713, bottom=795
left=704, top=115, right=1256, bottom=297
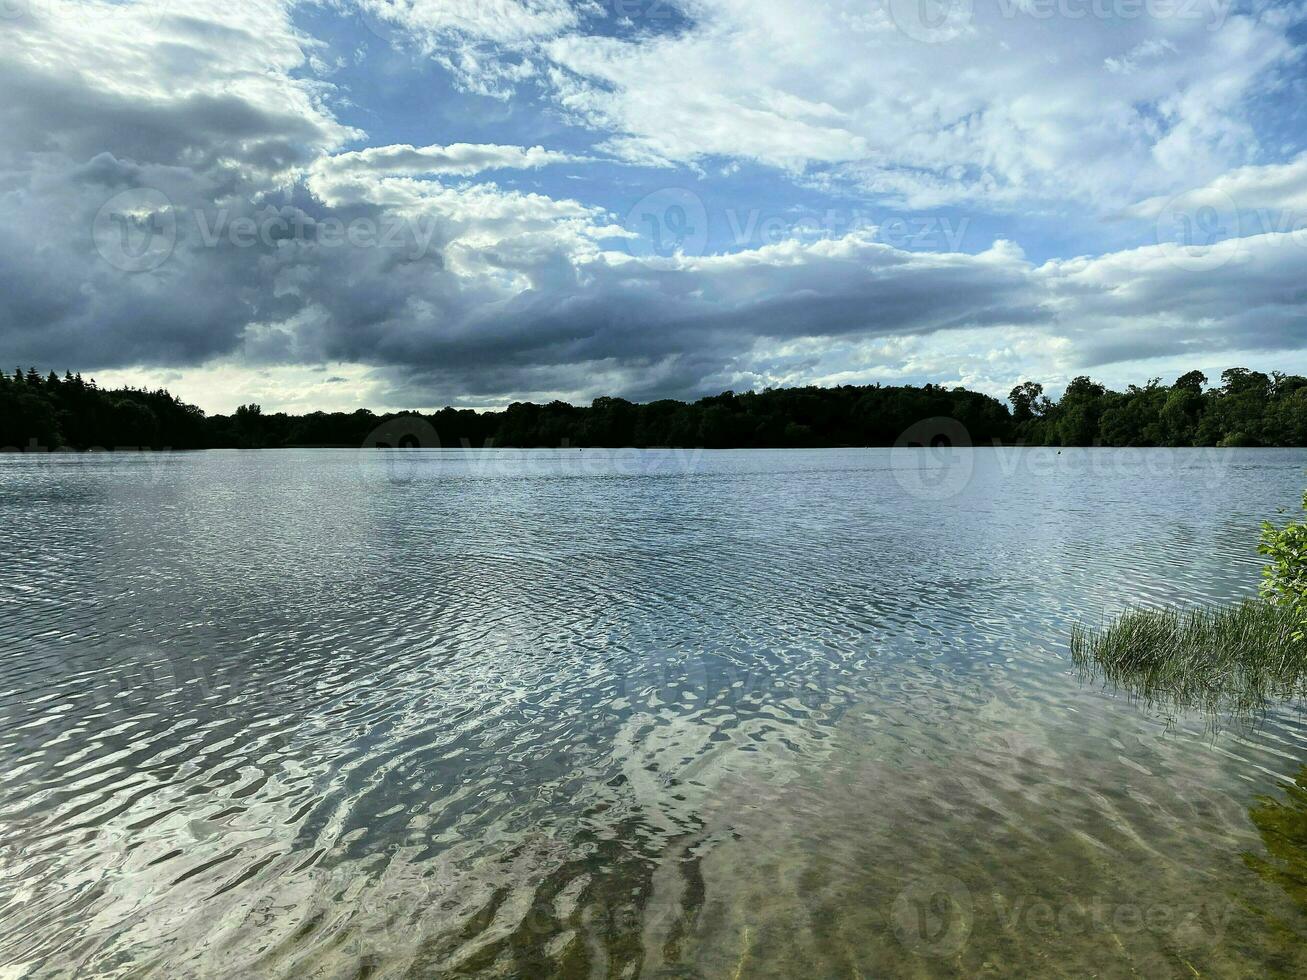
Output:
left=307, top=242, right=1051, bottom=404
left=0, top=14, right=348, bottom=182
left=0, top=65, right=330, bottom=178
left=1042, top=237, right=1307, bottom=369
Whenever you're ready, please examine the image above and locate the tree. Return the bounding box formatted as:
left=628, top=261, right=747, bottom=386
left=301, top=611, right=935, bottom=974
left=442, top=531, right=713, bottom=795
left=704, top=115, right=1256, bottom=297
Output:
left=1055, top=376, right=1109, bottom=446
left=1203, top=367, right=1273, bottom=445
left=1157, top=386, right=1203, bottom=446
left=1262, top=389, right=1307, bottom=447
left=1221, top=368, right=1270, bottom=397
left=585, top=396, right=636, bottom=446
left=0, top=381, right=63, bottom=449
left=109, top=398, right=159, bottom=448
left=1008, top=381, right=1044, bottom=424
left=234, top=403, right=266, bottom=449
left=1099, top=382, right=1167, bottom=446
left=8, top=364, right=1307, bottom=451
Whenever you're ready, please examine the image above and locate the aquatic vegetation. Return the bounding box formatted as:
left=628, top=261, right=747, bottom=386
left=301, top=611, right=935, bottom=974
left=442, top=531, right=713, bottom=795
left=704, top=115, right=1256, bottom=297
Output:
left=1071, top=601, right=1307, bottom=713
left=1245, top=765, right=1307, bottom=922
left=1075, top=488, right=1307, bottom=712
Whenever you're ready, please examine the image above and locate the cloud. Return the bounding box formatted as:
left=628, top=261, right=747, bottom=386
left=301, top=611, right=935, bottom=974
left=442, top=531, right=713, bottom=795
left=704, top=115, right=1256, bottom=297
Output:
left=362, top=228, right=1307, bottom=405
left=0, top=0, right=359, bottom=367
left=3, top=0, right=1307, bottom=414
left=0, top=2, right=355, bottom=181
left=1104, top=38, right=1179, bottom=75
left=1035, top=231, right=1307, bottom=368
left=346, top=0, right=583, bottom=97
left=1125, top=153, right=1307, bottom=219
left=310, top=142, right=587, bottom=180
left=421, top=0, right=1302, bottom=211
left=352, top=0, right=580, bottom=44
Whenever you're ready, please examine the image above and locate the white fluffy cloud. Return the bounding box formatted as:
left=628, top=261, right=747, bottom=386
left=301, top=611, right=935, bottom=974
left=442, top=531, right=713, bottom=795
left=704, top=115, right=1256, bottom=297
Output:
left=353, top=0, right=580, bottom=43
left=525, top=0, right=1299, bottom=211
left=1126, top=152, right=1307, bottom=218
left=311, top=142, right=585, bottom=179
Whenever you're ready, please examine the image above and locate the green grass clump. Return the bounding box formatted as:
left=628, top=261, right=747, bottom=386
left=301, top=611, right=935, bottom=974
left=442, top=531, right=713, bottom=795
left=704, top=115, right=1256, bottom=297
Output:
left=1071, top=600, right=1307, bottom=714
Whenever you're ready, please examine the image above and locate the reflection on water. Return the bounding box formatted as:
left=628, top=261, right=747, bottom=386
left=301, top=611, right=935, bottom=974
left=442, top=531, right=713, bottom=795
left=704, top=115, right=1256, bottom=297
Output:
left=1, top=447, right=1306, bottom=977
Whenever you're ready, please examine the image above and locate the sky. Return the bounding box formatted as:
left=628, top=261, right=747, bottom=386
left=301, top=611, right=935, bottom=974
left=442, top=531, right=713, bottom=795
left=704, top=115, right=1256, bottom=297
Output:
left=3, top=0, right=1307, bottom=414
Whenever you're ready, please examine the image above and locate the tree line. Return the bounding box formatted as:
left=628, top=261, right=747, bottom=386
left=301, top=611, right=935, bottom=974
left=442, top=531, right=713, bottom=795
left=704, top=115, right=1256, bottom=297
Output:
left=1, top=365, right=1305, bottom=451
left=1008, top=369, right=1307, bottom=448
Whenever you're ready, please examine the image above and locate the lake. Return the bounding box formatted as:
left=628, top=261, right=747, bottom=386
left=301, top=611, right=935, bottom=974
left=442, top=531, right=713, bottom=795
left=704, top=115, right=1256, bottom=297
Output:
left=2, top=447, right=1306, bottom=977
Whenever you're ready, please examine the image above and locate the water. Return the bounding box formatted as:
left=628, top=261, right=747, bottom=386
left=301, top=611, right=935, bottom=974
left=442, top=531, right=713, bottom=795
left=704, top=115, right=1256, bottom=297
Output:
left=1, top=447, right=1306, bottom=978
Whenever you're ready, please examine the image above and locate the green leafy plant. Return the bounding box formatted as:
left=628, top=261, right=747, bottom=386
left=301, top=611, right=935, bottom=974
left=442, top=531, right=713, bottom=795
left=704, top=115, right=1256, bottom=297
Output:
left=1258, top=490, right=1307, bottom=642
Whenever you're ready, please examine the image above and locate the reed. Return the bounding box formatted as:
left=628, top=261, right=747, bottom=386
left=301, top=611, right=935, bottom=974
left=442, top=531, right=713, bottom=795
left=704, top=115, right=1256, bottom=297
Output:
left=1071, top=601, right=1307, bottom=713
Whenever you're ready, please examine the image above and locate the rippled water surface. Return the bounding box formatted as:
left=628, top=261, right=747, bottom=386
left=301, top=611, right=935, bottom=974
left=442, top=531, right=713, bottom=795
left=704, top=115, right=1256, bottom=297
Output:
left=3, top=447, right=1307, bottom=978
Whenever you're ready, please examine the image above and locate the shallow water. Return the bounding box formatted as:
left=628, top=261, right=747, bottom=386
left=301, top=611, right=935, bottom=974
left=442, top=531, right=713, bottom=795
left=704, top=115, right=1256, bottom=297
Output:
left=1, top=447, right=1306, bottom=978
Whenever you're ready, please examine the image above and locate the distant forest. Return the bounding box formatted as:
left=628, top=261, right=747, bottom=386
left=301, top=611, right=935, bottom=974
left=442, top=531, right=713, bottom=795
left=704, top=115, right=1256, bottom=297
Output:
left=2, top=366, right=1306, bottom=450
